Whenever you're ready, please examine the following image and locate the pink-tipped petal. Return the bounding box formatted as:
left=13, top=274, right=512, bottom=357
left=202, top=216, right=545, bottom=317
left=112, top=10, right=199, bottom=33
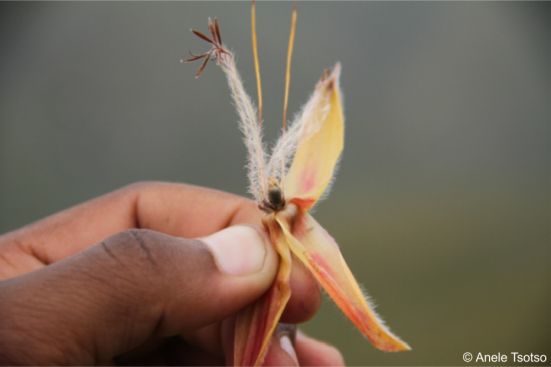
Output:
left=275, top=206, right=411, bottom=352
left=283, top=64, right=344, bottom=209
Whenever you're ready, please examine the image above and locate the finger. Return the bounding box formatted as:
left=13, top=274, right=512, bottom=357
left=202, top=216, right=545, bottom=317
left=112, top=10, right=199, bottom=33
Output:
left=262, top=337, right=299, bottom=367
left=176, top=260, right=321, bottom=358
left=115, top=336, right=225, bottom=366
left=161, top=339, right=225, bottom=366
left=295, top=331, right=345, bottom=366
left=262, top=325, right=299, bottom=367
left=1, top=182, right=323, bottom=323
left=0, top=226, right=277, bottom=364
left=0, top=182, right=261, bottom=268
left=282, top=256, right=321, bottom=324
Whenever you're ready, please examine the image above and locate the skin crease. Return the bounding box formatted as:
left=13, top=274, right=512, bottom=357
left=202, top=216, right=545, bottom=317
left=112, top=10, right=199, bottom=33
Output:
left=0, top=182, right=344, bottom=366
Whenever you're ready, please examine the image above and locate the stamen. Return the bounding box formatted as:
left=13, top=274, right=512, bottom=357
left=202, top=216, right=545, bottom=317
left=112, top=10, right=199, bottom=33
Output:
left=187, top=20, right=228, bottom=78
left=195, top=55, right=211, bottom=79
left=251, top=0, right=263, bottom=124
left=184, top=51, right=207, bottom=63
left=282, top=6, right=297, bottom=132
left=213, top=18, right=222, bottom=44
left=279, top=5, right=298, bottom=186
left=191, top=29, right=213, bottom=44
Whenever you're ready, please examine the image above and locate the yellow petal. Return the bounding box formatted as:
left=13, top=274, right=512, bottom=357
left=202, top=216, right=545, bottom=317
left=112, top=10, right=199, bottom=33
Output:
left=233, top=216, right=292, bottom=366
left=283, top=64, right=344, bottom=210
left=276, top=206, right=411, bottom=352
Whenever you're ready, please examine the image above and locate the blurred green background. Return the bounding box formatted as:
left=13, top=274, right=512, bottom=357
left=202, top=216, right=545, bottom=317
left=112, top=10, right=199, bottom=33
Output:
left=0, top=2, right=549, bottom=365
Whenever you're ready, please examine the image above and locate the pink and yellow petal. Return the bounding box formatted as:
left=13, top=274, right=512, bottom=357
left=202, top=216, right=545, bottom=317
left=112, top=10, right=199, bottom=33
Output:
left=233, top=216, right=293, bottom=366
left=283, top=64, right=344, bottom=209
left=275, top=206, right=411, bottom=352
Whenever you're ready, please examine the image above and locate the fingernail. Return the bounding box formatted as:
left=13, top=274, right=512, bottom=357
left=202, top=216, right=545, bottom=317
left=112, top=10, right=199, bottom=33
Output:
left=280, top=334, right=299, bottom=365
left=202, top=225, right=268, bottom=276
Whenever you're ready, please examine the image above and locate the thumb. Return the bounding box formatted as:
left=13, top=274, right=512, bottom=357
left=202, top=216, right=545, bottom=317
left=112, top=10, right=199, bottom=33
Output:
left=0, top=226, right=277, bottom=364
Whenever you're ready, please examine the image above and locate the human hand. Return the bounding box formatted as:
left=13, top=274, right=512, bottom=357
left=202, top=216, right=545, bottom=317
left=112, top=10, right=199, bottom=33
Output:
left=0, top=182, right=344, bottom=365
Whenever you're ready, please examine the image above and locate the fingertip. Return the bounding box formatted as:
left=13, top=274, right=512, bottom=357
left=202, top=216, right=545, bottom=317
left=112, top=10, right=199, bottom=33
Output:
left=295, top=331, right=345, bottom=367
left=262, top=334, right=299, bottom=367
left=202, top=225, right=277, bottom=281
left=228, top=199, right=264, bottom=228
left=203, top=226, right=266, bottom=276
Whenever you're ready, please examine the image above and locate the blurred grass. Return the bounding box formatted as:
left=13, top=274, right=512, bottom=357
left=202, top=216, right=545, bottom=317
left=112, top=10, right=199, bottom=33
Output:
left=304, top=183, right=550, bottom=364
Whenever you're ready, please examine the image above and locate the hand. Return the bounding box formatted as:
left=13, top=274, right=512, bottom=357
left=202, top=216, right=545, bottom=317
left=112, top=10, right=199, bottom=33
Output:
left=0, top=182, right=344, bottom=365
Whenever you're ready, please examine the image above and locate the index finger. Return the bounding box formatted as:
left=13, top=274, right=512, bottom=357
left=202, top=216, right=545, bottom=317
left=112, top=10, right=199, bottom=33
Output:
left=0, top=182, right=261, bottom=265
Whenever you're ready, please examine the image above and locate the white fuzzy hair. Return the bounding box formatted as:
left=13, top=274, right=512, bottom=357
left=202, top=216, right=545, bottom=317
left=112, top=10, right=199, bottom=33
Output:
left=217, top=48, right=340, bottom=203
left=218, top=51, right=267, bottom=202
left=266, top=83, right=330, bottom=184
left=267, top=64, right=340, bottom=185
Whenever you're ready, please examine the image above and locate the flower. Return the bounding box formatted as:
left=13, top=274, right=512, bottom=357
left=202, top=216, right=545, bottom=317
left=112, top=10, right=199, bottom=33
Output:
left=186, top=9, right=410, bottom=366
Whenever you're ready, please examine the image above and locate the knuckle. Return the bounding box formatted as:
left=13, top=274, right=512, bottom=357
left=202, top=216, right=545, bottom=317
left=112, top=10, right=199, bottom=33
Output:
left=92, top=229, right=168, bottom=302
left=104, top=229, right=162, bottom=275
left=123, top=181, right=158, bottom=193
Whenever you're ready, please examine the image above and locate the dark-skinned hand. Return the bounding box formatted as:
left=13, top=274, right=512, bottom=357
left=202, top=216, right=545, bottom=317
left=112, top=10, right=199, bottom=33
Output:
left=0, top=182, right=344, bottom=366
